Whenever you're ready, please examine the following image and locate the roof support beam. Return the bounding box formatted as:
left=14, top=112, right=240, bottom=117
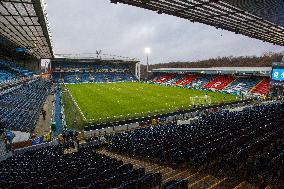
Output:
left=112, top=0, right=284, bottom=46
left=0, top=0, right=53, bottom=59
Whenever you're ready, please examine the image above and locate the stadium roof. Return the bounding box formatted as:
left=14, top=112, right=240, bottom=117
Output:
left=54, top=53, right=139, bottom=62
left=152, top=67, right=271, bottom=76
left=111, top=0, right=284, bottom=46
left=51, top=57, right=139, bottom=65
left=225, top=0, right=284, bottom=28
left=0, top=0, right=53, bottom=59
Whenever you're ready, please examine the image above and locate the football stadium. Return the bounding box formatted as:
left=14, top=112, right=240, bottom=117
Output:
left=0, top=0, right=284, bottom=189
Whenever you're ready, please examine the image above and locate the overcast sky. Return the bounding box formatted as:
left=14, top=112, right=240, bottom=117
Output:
left=45, top=0, right=284, bottom=65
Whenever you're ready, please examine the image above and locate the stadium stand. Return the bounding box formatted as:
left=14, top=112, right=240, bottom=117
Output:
left=80, top=73, right=91, bottom=83
left=52, top=61, right=137, bottom=84
left=150, top=73, right=271, bottom=96
left=203, top=75, right=235, bottom=90
left=62, top=73, right=79, bottom=84
left=1, top=0, right=284, bottom=188
left=0, top=141, right=6, bottom=157
left=186, top=75, right=213, bottom=90
left=0, top=60, right=36, bottom=89
left=152, top=73, right=175, bottom=84
left=173, top=75, right=198, bottom=87
left=0, top=79, right=52, bottom=132
left=0, top=69, right=16, bottom=84
left=163, top=74, right=182, bottom=86
left=222, top=77, right=262, bottom=95
left=0, top=60, right=34, bottom=77
left=108, top=101, right=284, bottom=186
left=54, top=72, right=136, bottom=84
left=251, top=77, right=271, bottom=96
left=0, top=145, right=162, bottom=189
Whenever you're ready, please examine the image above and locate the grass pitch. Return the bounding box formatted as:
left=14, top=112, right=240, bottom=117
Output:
left=63, top=82, right=239, bottom=130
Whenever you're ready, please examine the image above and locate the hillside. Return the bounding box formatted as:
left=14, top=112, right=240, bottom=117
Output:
left=141, top=53, right=283, bottom=79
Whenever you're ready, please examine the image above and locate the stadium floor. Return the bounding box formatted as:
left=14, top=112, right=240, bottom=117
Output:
left=63, top=82, right=239, bottom=130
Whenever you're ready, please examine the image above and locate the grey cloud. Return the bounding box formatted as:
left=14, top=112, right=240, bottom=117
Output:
left=46, top=0, right=284, bottom=64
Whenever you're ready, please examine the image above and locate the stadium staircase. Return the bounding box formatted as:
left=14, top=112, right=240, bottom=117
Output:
left=250, top=78, right=270, bottom=95
left=98, top=149, right=258, bottom=189
left=233, top=181, right=257, bottom=189
left=204, top=76, right=235, bottom=90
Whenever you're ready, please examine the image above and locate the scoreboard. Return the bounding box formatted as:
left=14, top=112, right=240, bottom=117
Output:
left=272, top=62, right=284, bottom=81
left=272, top=69, right=284, bottom=81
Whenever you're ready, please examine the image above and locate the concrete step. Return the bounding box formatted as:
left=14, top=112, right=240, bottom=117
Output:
left=146, top=164, right=162, bottom=172
left=184, top=172, right=204, bottom=185
left=177, top=171, right=196, bottom=181
left=188, top=175, right=219, bottom=189
left=162, top=169, right=180, bottom=183
left=162, top=170, right=189, bottom=184
left=153, top=166, right=169, bottom=174
left=98, top=149, right=257, bottom=189
left=208, top=177, right=228, bottom=189
left=233, top=181, right=257, bottom=189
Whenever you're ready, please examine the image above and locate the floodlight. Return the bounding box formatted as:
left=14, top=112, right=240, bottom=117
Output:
left=145, top=47, right=151, bottom=55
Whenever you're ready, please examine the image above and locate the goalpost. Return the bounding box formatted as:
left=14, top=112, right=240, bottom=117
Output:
left=190, top=95, right=212, bottom=106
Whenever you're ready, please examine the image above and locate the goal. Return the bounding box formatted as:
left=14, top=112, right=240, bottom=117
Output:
left=190, top=95, right=212, bottom=106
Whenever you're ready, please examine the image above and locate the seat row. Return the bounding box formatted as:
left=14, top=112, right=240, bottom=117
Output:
left=0, top=79, right=52, bottom=132
left=0, top=145, right=162, bottom=189
left=108, top=102, right=284, bottom=186
left=151, top=73, right=270, bottom=96
left=52, top=72, right=136, bottom=83
left=51, top=62, right=129, bottom=71
left=0, top=60, right=34, bottom=77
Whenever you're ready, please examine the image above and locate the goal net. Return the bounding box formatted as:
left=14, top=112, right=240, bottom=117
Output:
left=190, top=95, right=212, bottom=106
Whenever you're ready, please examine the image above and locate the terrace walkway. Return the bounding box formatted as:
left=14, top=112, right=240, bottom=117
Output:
left=98, top=149, right=257, bottom=189
left=34, top=91, right=54, bottom=136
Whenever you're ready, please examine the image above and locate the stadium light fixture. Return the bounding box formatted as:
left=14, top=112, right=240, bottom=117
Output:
left=145, top=47, right=151, bottom=80
left=145, top=47, right=151, bottom=55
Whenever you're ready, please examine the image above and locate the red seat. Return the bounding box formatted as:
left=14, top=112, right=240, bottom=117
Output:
left=174, top=75, right=198, bottom=87
left=204, top=75, right=235, bottom=90
left=153, top=74, right=175, bottom=84
left=251, top=78, right=270, bottom=95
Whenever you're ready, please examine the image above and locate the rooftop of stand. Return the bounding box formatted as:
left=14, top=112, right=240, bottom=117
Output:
left=0, top=0, right=53, bottom=59
left=152, top=67, right=271, bottom=76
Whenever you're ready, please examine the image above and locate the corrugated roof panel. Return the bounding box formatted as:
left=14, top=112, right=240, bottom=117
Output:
left=113, top=0, right=284, bottom=46
left=0, top=0, right=53, bottom=59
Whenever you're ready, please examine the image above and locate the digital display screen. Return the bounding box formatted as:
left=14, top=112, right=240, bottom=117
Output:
left=271, top=68, right=284, bottom=81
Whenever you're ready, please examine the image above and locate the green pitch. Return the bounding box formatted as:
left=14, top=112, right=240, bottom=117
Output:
left=63, top=82, right=239, bottom=130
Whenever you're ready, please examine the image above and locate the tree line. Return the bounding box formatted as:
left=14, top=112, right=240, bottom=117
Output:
left=140, top=52, right=283, bottom=79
